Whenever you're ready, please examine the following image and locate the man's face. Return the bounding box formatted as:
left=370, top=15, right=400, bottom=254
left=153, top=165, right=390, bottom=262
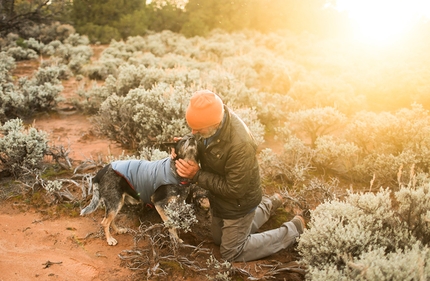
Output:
left=191, top=123, right=219, bottom=139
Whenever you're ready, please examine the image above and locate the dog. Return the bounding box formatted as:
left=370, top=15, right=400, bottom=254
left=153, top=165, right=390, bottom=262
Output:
left=80, top=134, right=199, bottom=246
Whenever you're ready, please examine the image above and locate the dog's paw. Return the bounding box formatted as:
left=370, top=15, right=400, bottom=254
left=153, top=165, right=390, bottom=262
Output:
left=107, top=237, right=118, bottom=246
left=116, top=227, right=128, bottom=234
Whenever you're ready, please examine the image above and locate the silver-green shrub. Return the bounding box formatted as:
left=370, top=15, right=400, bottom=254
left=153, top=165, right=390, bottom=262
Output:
left=0, top=33, right=39, bottom=60
left=258, top=135, right=314, bottom=187
left=24, top=38, right=45, bottom=53
left=21, top=22, right=75, bottom=44
left=15, top=65, right=65, bottom=113
left=287, top=107, right=347, bottom=148
left=0, top=55, right=65, bottom=121
left=233, top=107, right=265, bottom=146
left=94, top=84, right=191, bottom=149
left=309, top=243, right=429, bottom=281
left=6, top=46, right=38, bottom=61
left=344, top=104, right=430, bottom=185
left=0, top=119, right=48, bottom=177
left=396, top=179, right=430, bottom=244
left=313, top=135, right=360, bottom=175
left=0, top=52, right=16, bottom=121
left=41, top=34, right=93, bottom=74
left=299, top=186, right=430, bottom=280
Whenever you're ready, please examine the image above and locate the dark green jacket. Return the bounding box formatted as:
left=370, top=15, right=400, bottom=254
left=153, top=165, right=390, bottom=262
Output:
left=192, top=106, right=262, bottom=219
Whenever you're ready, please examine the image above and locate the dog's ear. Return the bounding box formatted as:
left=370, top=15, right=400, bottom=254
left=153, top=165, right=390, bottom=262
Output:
left=159, top=142, right=177, bottom=154
left=161, top=142, right=177, bottom=148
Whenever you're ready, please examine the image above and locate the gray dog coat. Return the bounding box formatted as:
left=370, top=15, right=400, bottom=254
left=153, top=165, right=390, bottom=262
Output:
left=111, top=158, right=179, bottom=204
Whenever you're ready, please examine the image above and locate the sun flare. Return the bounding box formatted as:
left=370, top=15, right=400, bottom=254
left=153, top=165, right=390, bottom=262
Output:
left=336, top=0, right=430, bottom=45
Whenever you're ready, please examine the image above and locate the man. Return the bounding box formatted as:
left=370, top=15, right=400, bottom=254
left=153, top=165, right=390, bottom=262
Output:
left=175, top=89, right=305, bottom=262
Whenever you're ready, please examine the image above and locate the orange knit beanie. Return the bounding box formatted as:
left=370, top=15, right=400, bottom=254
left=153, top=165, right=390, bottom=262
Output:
left=186, top=90, right=224, bottom=130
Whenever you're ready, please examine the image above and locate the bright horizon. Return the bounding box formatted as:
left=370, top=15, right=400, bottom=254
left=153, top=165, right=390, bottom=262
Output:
left=335, top=0, right=430, bottom=46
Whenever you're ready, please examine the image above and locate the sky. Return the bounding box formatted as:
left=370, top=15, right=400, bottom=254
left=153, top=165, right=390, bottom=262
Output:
left=334, top=0, right=430, bottom=45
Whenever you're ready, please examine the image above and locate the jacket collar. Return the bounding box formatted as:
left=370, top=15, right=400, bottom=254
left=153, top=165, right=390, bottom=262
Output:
left=211, top=105, right=232, bottom=144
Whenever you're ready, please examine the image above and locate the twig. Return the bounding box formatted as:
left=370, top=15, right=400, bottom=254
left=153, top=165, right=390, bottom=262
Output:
left=42, top=260, right=62, bottom=269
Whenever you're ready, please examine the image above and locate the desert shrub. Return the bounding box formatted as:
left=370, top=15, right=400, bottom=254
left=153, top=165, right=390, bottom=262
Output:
left=21, top=22, right=76, bottom=44
left=6, top=46, right=39, bottom=61
left=312, top=135, right=360, bottom=176
left=99, top=39, right=135, bottom=60
left=217, top=33, right=295, bottom=94
left=0, top=33, right=39, bottom=60
left=346, top=105, right=430, bottom=155
left=233, top=107, right=265, bottom=146
left=246, top=91, right=298, bottom=128
left=0, top=119, right=48, bottom=177
left=396, top=178, right=430, bottom=244
left=134, top=65, right=200, bottom=91
left=94, top=84, right=191, bottom=149
left=287, top=107, right=347, bottom=148
left=79, top=63, right=202, bottom=112
left=41, top=34, right=93, bottom=74
left=259, top=135, right=314, bottom=187
left=0, top=33, right=20, bottom=50
left=344, top=105, right=430, bottom=185
left=81, top=57, right=122, bottom=80
left=164, top=200, right=198, bottom=233
left=0, top=54, right=64, bottom=121
left=351, top=151, right=420, bottom=188
left=298, top=186, right=430, bottom=280
left=75, top=81, right=112, bottom=114
left=288, top=72, right=365, bottom=114
left=15, top=65, right=64, bottom=113
left=140, top=30, right=199, bottom=57
left=0, top=52, right=16, bottom=121
left=222, top=54, right=259, bottom=89
left=23, top=38, right=45, bottom=53
left=63, top=33, right=90, bottom=47
left=309, top=243, right=430, bottom=281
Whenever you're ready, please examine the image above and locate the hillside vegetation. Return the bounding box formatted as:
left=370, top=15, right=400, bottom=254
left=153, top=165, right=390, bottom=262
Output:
left=1, top=26, right=430, bottom=280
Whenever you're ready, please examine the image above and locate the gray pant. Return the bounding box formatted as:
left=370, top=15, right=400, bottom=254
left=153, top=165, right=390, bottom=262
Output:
left=211, top=196, right=300, bottom=262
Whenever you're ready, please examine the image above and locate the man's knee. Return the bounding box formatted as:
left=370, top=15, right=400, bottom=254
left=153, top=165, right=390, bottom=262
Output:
left=220, top=244, right=242, bottom=261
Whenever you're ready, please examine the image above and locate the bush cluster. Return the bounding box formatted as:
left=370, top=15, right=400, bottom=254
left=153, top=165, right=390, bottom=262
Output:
left=298, top=184, right=430, bottom=280
left=0, top=119, right=48, bottom=177
left=0, top=53, right=64, bottom=122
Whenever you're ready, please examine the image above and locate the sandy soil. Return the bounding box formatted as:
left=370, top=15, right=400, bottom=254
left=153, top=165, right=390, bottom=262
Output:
left=0, top=203, right=134, bottom=281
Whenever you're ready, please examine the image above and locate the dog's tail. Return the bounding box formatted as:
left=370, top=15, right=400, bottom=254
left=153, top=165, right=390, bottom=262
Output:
left=80, top=181, right=100, bottom=216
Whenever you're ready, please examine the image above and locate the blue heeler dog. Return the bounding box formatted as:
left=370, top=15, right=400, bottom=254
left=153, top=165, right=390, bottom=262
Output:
left=80, top=134, right=199, bottom=245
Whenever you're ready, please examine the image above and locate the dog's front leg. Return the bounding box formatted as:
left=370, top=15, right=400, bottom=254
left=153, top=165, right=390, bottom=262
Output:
left=154, top=204, right=184, bottom=243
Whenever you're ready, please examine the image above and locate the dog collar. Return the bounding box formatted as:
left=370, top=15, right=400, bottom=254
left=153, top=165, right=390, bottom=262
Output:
left=180, top=180, right=190, bottom=187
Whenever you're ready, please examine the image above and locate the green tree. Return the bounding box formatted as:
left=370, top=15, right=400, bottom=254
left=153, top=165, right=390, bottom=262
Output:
left=0, top=0, right=71, bottom=38
left=180, top=0, right=345, bottom=37
left=71, top=0, right=146, bottom=43
left=181, top=0, right=252, bottom=36
left=146, top=1, right=186, bottom=33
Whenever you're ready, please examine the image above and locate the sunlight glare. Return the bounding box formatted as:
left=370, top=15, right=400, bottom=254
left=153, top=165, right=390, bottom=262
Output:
left=336, top=0, right=430, bottom=45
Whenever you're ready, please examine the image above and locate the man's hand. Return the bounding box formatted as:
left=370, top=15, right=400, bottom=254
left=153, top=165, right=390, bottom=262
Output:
left=175, top=159, right=199, bottom=179
left=170, top=137, right=182, bottom=159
